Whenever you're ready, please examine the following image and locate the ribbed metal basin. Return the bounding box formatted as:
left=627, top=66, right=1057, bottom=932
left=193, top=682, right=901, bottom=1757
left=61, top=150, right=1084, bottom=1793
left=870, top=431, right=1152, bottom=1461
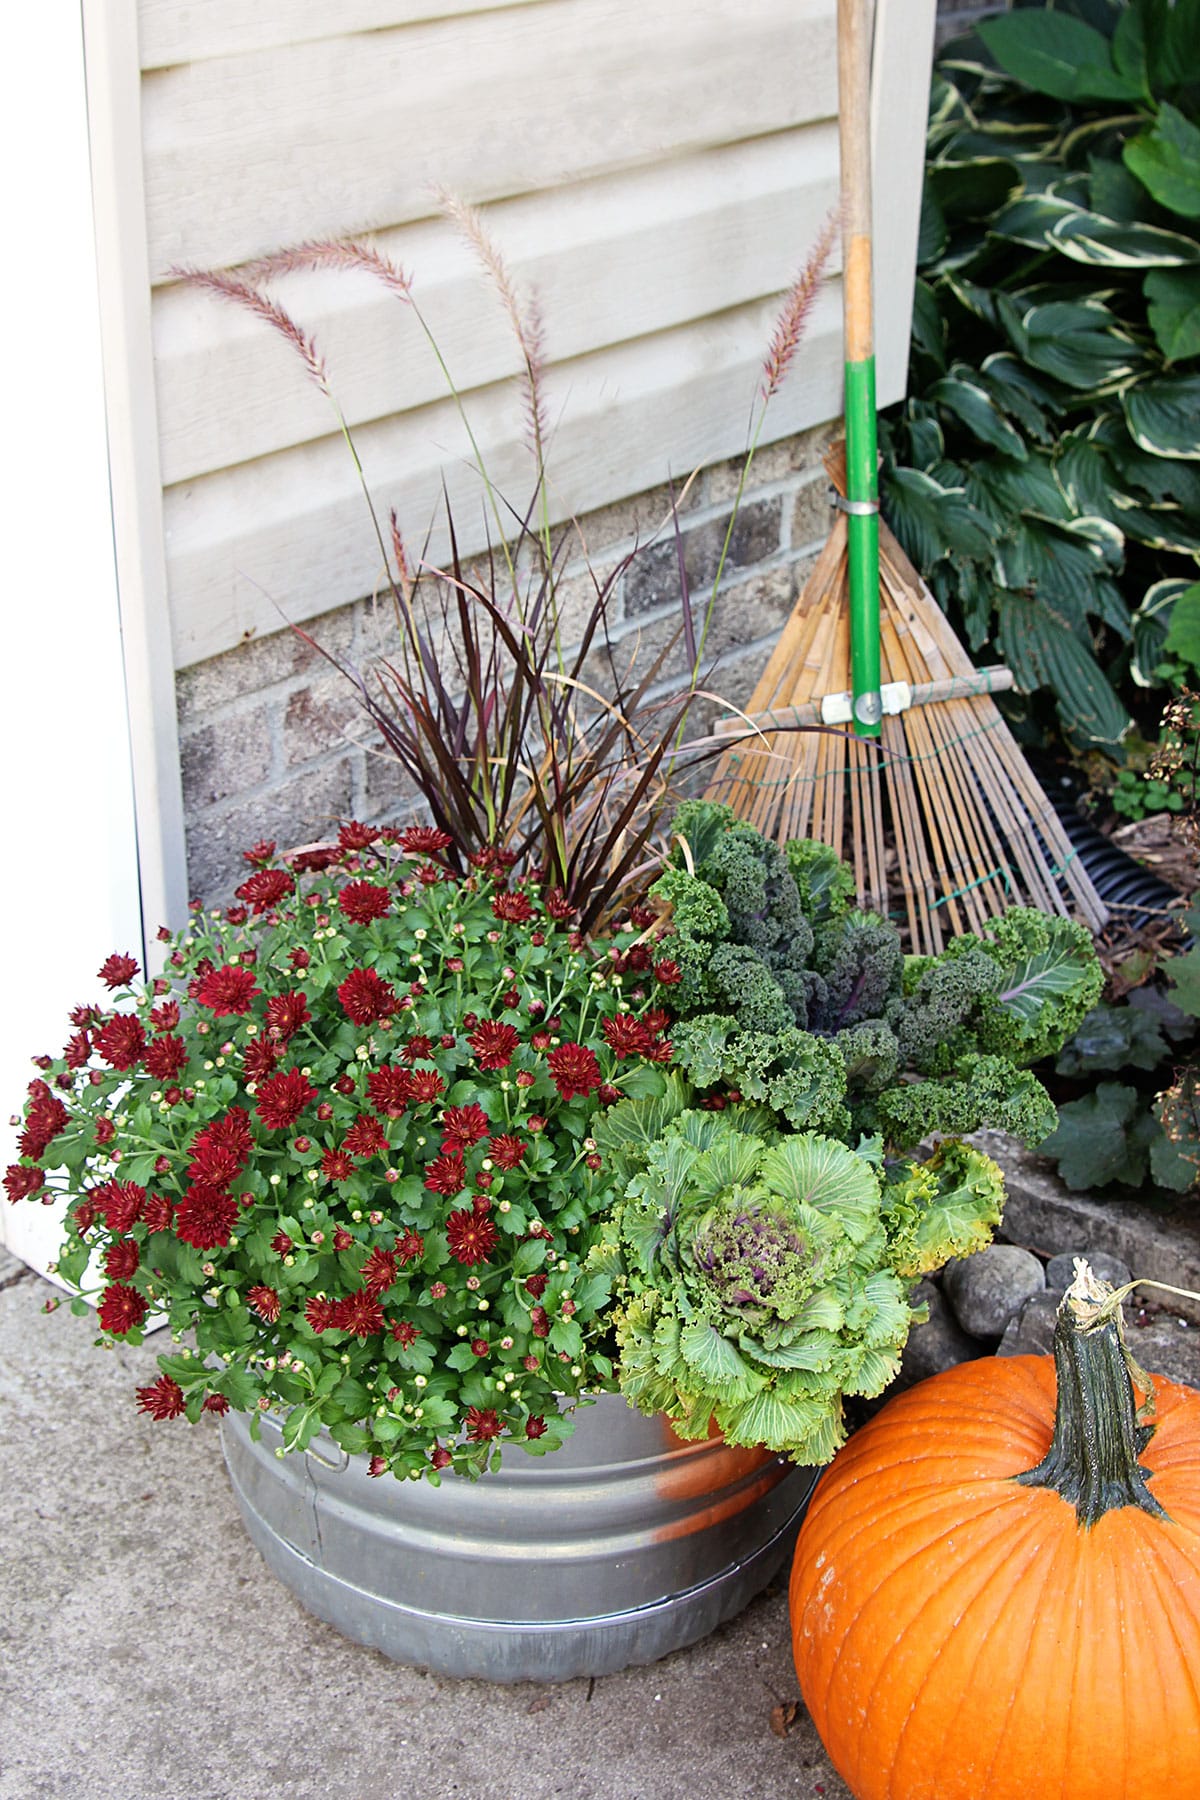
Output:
left=220, top=1395, right=816, bottom=1681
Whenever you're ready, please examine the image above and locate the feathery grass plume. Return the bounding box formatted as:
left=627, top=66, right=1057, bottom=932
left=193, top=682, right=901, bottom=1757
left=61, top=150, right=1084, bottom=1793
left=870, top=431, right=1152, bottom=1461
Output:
left=242, top=237, right=413, bottom=302
left=761, top=207, right=840, bottom=403
left=172, top=268, right=332, bottom=399
left=182, top=204, right=836, bottom=929
left=433, top=187, right=549, bottom=476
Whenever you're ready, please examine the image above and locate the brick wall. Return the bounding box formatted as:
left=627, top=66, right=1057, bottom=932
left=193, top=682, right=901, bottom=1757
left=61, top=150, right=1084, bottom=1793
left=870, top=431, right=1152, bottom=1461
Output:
left=175, top=421, right=840, bottom=902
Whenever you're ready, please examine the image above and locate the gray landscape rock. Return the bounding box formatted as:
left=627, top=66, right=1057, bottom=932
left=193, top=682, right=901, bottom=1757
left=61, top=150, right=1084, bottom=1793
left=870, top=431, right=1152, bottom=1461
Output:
left=975, top=1130, right=1200, bottom=1324
left=1045, top=1249, right=1132, bottom=1293
left=899, top=1279, right=984, bottom=1386
left=1125, top=1311, right=1200, bottom=1393
left=943, top=1245, right=1045, bottom=1339
left=997, top=1290, right=1064, bottom=1359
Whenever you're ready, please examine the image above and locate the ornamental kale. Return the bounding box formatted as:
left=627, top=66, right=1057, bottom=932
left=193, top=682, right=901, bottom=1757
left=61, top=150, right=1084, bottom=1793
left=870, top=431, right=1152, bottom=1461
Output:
left=654, top=802, right=1101, bottom=1152
left=591, top=1087, right=1005, bottom=1463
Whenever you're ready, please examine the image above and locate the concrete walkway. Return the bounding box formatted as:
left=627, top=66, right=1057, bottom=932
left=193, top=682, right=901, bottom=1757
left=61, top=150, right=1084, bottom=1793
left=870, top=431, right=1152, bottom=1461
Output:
left=0, top=1249, right=849, bottom=1800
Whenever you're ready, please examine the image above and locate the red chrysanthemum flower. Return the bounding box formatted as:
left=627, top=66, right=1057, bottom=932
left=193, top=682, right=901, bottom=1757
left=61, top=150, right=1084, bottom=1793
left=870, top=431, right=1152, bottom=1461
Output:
left=104, top=1240, right=140, bottom=1280
left=399, top=825, right=453, bottom=857
left=93, top=1014, right=147, bottom=1071
left=150, top=1000, right=181, bottom=1032
left=234, top=868, right=295, bottom=913
left=243, top=839, right=277, bottom=865
left=242, top=1039, right=280, bottom=1081
left=492, top=891, right=534, bottom=924
left=407, top=1069, right=445, bottom=1105
left=99, top=1281, right=146, bottom=1339
left=531, top=1305, right=550, bottom=1337
left=394, top=1229, right=425, bottom=1265
left=144, top=1034, right=188, bottom=1081
left=337, top=880, right=391, bottom=925
left=63, top=1030, right=91, bottom=1069
left=192, top=964, right=261, bottom=1017
left=264, top=990, right=311, bottom=1042
left=337, top=967, right=397, bottom=1025
left=642, top=1007, right=671, bottom=1038
left=602, top=1014, right=651, bottom=1059
left=254, top=1068, right=317, bottom=1131
left=335, top=1289, right=385, bottom=1336
left=338, top=820, right=381, bottom=851
left=468, top=846, right=517, bottom=875
left=3, top=1164, right=44, bottom=1204
left=202, top=1393, right=231, bottom=1414
left=543, top=887, right=575, bottom=921
left=464, top=1406, right=502, bottom=1442
left=174, top=1183, right=239, bottom=1249
left=270, top=1229, right=294, bottom=1255
left=390, top=1319, right=421, bottom=1348
left=525, top=1415, right=547, bottom=1439
left=19, top=1086, right=70, bottom=1159
left=424, top=1151, right=466, bottom=1197
left=98, top=952, right=140, bottom=989
left=468, top=1020, right=520, bottom=1071
left=142, top=1193, right=174, bottom=1234
left=488, top=1133, right=528, bottom=1170
left=95, top=1179, right=146, bottom=1235
left=445, top=1207, right=498, bottom=1266
left=188, top=1107, right=253, bottom=1185
left=136, top=1375, right=185, bottom=1421
left=342, top=1112, right=388, bottom=1160
left=416, top=862, right=444, bottom=886
left=321, top=1149, right=354, bottom=1182
left=366, top=1065, right=412, bottom=1115
left=547, top=1042, right=603, bottom=1102
left=247, top=1284, right=281, bottom=1323
left=441, top=1103, right=490, bottom=1150
left=305, top=1296, right=339, bottom=1333
left=361, top=1248, right=397, bottom=1297
left=402, top=1034, right=435, bottom=1064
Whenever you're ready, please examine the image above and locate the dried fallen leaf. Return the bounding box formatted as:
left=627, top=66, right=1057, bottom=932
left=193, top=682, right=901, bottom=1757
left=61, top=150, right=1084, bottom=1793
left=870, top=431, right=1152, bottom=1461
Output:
left=527, top=1694, right=552, bottom=1715
left=769, top=1701, right=799, bottom=1739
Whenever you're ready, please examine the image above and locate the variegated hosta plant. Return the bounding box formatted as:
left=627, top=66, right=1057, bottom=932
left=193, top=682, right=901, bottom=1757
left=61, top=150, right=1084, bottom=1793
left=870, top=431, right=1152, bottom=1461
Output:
left=588, top=1077, right=1006, bottom=1463
left=881, top=0, right=1200, bottom=755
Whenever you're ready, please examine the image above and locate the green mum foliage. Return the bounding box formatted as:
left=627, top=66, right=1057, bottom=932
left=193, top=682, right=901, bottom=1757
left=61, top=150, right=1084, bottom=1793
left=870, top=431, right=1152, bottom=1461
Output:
left=651, top=803, right=1100, bottom=1153
left=596, top=1093, right=1006, bottom=1464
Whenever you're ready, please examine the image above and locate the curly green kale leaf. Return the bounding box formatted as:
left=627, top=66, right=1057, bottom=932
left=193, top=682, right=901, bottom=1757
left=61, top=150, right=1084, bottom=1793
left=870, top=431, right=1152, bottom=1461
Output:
left=785, top=837, right=856, bottom=925
left=810, top=911, right=905, bottom=1033
left=887, top=945, right=1003, bottom=1075
left=971, top=909, right=1105, bottom=1064
left=695, top=826, right=815, bottom=974
left=874, top=1053, right=1058, bottom=1151
left=833, top=1020, right=901, bottom=1095
left=669, top=1015, right=851, bottom=1136
left=667, top=797, right=740, bottom=870
left=882, top=1139, right=1006, bottom=1278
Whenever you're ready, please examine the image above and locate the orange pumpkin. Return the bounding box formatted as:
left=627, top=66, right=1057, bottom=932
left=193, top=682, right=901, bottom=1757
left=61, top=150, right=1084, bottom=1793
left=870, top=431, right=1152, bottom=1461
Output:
left=790, top=1268, right=1200, bottom=1800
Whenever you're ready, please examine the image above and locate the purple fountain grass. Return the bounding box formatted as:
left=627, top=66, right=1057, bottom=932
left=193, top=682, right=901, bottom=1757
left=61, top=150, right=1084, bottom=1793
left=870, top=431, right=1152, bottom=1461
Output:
left=179, top=194, right=835, bottom=929
left=761, top=207, right=840, bottom=403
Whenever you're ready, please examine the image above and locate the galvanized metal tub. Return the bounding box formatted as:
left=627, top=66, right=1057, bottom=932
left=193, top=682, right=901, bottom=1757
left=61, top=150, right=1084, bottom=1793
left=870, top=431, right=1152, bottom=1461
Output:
left=220, top=1394, right=816, bottom=1682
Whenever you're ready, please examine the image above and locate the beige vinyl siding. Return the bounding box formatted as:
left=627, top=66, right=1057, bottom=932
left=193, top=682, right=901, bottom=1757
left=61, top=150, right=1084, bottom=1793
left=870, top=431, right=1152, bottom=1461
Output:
left=140, top=0, right=932, bottom=670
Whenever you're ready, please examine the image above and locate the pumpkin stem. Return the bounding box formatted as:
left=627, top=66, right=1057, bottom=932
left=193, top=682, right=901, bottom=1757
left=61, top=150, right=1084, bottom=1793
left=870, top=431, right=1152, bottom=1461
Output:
left=1014, top=1259, right=1168, bottom=1528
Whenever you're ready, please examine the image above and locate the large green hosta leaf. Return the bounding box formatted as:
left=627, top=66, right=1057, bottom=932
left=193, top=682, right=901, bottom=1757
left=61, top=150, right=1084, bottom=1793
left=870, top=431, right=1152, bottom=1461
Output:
left=1144, top=267, right=1200, bottom=362
left=1124, top=374, right=1200, bottom=458
left=979, top=9, right=1145, bottom=102
left=996, top=591, right=1131, bottom=746
left=928, top=369, right=1027, bottom=457
left=1124, top=104, right=1200, bottom=219
left=882, top=467, right=995, bottom=568
left=1131, top=577, right=1196, bottom=684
